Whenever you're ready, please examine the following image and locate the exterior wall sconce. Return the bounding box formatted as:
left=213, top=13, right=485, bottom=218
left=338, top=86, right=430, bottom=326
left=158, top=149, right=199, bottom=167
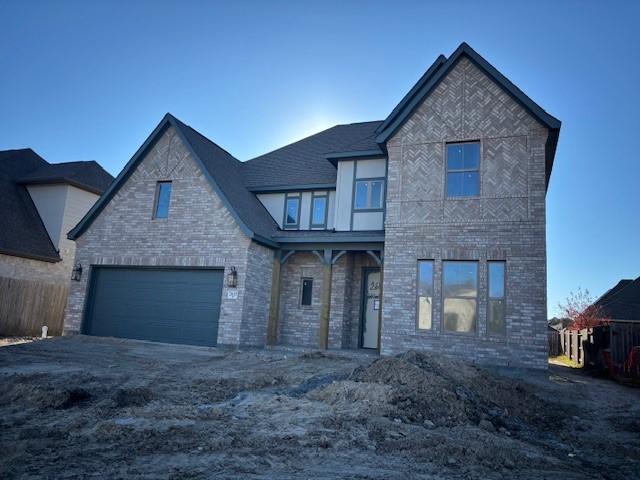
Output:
left=226, top=266, right=238, bottom=288
left=71, top=263, right=83, bottom=282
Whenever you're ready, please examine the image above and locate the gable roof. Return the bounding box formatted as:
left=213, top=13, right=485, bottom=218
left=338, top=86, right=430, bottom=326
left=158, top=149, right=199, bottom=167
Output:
left=375, top=42, right=561, bottom=188
left=595, top=277, right=640, bottom=321
left=68, top=114, right=279, bottom=247
left=18, top=161, right=113, bottom=195
left=0, top=150, right=66, bottom=262
left=242, top=121, right=383, bottom=190
left=0, top=149, right=114, bottom=262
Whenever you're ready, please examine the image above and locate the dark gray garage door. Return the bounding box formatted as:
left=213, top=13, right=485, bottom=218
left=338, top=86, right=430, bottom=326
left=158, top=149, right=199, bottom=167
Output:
left=84, top=267, right=223, bottom=347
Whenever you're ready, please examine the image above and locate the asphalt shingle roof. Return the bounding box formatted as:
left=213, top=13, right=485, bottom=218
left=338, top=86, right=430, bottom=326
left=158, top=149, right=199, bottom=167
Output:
left=595, top=277, right=640, bottom=321
left=241, top=121, right=383, bottom=189
left=18, top=161, right=113, bottom=194
left=170, top=117, right=280, bottom=241
left=0, top=149, right=113, bottom=262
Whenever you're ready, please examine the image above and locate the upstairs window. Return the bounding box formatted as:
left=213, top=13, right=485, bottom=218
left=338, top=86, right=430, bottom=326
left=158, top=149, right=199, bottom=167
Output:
left=354, top=179, right=384, bottom=210
left=488, top=262, right=506, bottom=335
left=284, top=194, right=300, bottom=228
left=311, top=194, right=328, bottom=228
left=446, top=142, right=480, bottom=197
left=153, top=181, right=172, bottom=219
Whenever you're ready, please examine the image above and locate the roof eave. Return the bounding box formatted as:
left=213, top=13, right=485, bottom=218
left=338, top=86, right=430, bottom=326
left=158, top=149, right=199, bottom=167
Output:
left=0, top=247, right=61, bottom=263
left=326, top=149, right=386, bottom=166
left=21, top=178, right=105, bottom=196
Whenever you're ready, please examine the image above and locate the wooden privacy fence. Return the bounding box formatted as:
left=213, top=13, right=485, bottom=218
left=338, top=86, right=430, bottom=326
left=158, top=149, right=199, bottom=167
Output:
left=0, top=276, right=69, bottom=336
left=555, top=322, right=640, bottom=382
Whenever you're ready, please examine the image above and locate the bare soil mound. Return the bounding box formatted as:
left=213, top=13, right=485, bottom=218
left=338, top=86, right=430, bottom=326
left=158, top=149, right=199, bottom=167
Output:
left=345, top=350, right=567, bottom=431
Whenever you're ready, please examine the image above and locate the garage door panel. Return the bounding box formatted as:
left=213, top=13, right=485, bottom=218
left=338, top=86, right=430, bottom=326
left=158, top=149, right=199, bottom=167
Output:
left=84, top=267, right=223, bottom=347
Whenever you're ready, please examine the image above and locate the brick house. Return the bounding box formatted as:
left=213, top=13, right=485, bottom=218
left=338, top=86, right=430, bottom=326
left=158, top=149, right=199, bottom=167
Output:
left=63, top=43, right=560, bottom=368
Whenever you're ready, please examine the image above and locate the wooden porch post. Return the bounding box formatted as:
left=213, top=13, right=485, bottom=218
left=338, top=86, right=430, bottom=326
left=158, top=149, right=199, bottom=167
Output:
left=318, top=249, right=332, bottom=350
left=377, top=264, right=384, bottom=352
left=266, top=251, right=282, bottom=345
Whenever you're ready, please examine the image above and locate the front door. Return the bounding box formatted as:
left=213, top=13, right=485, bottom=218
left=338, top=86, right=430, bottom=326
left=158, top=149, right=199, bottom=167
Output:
left=361, top=268, right=381, bottom=349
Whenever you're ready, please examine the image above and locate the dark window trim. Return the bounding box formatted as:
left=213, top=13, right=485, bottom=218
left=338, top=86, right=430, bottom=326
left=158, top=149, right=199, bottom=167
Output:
left=487, top=260, right=507, bottom=336
left=442, top=260, right=479, bottom=335
left=310, top=191, right=329, bottom=229
left=416, top=259, right=435, bottom=332
left=300, top=277, right=313, bottom=307
left=353, top=177, right=386, bottom=211
left=283, top=193, right=302, bottom=229
left=152, top=180, right=172, bottom=219
left=445, top=140, right=481, bottom=199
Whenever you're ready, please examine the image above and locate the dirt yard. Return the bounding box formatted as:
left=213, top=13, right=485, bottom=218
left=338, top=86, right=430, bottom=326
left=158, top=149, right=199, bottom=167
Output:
left=0, top=336, right=638, bottom=479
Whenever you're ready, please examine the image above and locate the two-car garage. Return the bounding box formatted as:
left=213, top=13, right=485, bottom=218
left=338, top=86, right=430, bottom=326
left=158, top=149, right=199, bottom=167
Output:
left=82, top=267, right=223, bottom=347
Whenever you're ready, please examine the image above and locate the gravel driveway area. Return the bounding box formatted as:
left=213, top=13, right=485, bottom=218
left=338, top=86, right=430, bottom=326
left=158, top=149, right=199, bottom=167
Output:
left=0, top=336, right=638, bottom=479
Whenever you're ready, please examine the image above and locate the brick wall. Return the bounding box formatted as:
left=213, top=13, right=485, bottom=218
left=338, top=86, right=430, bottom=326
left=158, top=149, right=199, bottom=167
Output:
left=381, top=57, right=549, bottom=368
left=63, top=126, right=274, bottom=346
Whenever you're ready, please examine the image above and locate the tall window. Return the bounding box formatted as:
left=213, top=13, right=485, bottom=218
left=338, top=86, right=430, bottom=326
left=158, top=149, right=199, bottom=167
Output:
left=300, top=278, right=313, bottom=306
left=446, top=142, right=480, bottom=197
left=443, top=261, right=478, bottom=333
left=311, top=194, right=328, bottom=227
left=284, top=194, right=300, bottom=228
left=488, top=262, right=506, bottom=335
left=417, top=260, right=434, bottom=330
left=153, top=181, right=172, bottom=219
left=354, top=179, right=384, bottom=210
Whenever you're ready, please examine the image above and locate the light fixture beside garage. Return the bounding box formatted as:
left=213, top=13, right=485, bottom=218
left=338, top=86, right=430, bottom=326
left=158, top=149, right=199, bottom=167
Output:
left=71, top=263, right=83, bottom=281
left=226, top=266, right=238, bottom=288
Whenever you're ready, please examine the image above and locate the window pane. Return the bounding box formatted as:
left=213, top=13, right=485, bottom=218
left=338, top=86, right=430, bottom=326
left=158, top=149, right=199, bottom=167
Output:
left=417, top=260, right=434, bottom=330
left=489, top=262, right=505, bottom=298
left=463, top=143, right=480, bottom=169
left=447, top=172, right=464, bottom=197
left=488, top=299, right=506, bottom=335
left=462, top=172, right=479, bottom=196
left=286, top=198, right=299, bottom=225
left=443, top=262, right=477, bottom=297
left=155, top=182, right=171, bottom=218
left=370, top=181, right=383, bottom=208
left=355, top=181, right=368, bottom=209
left=418, top=296, right=433, bottom=330
left=312, top=197, right=326, bottom=225
left=417, top=261, right=434, bottom=296
left=444, top=298, right=477, bottom=333
left=301, top=278, right=313, bottom=306
left=447, top=144, right=464, bottom=170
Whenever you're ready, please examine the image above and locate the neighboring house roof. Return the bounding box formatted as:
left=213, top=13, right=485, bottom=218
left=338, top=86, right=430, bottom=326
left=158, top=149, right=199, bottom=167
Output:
left=18, top=161, right=113, bottom=195
left=242, top=121, right=383, bottom=190
left=375, top=42, right=561, bottom=188
left=0, top=149, right=113, bottom=262
left=595, top=277, right=640, bottom=321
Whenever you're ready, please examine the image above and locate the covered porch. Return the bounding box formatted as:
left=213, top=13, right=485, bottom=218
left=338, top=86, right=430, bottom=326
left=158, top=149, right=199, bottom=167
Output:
left=266, top=237, right=384, bottom=351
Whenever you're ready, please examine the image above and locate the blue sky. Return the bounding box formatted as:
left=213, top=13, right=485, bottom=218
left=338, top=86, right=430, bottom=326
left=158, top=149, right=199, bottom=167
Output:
left=1, top=0, right=638, bottom=316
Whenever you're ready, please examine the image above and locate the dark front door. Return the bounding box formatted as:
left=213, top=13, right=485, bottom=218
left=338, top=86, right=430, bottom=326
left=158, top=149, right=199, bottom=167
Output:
left=360, top=268, right=381, bottom=349
left=83, top=267, right=223, bottom=347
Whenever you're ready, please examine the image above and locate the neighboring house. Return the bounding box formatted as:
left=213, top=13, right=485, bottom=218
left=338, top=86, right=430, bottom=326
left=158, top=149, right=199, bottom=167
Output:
left=63, top=43, right=561, bottom=368
left=594, top=277, right=640, bottom=323
left=0, top=148, right=113, bottom=335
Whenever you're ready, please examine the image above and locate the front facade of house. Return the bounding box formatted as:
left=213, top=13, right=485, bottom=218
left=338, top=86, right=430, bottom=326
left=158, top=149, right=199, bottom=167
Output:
left=63, top=43, right=561, bottom=368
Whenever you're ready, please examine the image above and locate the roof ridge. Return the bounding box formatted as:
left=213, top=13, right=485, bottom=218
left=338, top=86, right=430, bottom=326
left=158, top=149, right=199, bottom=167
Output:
left=598, top=278, right=640, bottom=306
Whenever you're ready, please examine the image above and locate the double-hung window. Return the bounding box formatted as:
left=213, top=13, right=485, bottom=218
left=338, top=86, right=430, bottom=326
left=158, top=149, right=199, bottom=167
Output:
left=153, top=181, right=172, bottom=219
left=488, top=262, right=506, bottom=335
left=417, top=260, right=434, bottom=330
left=311, top=194, right=328, bottom=228
left=354, top=179, right=384, bottom=210
left=443, top=261, right=478, bottom=333
left=284, top=194, right=301, bottom=228
left=446, top=142, right=480, bottom=197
